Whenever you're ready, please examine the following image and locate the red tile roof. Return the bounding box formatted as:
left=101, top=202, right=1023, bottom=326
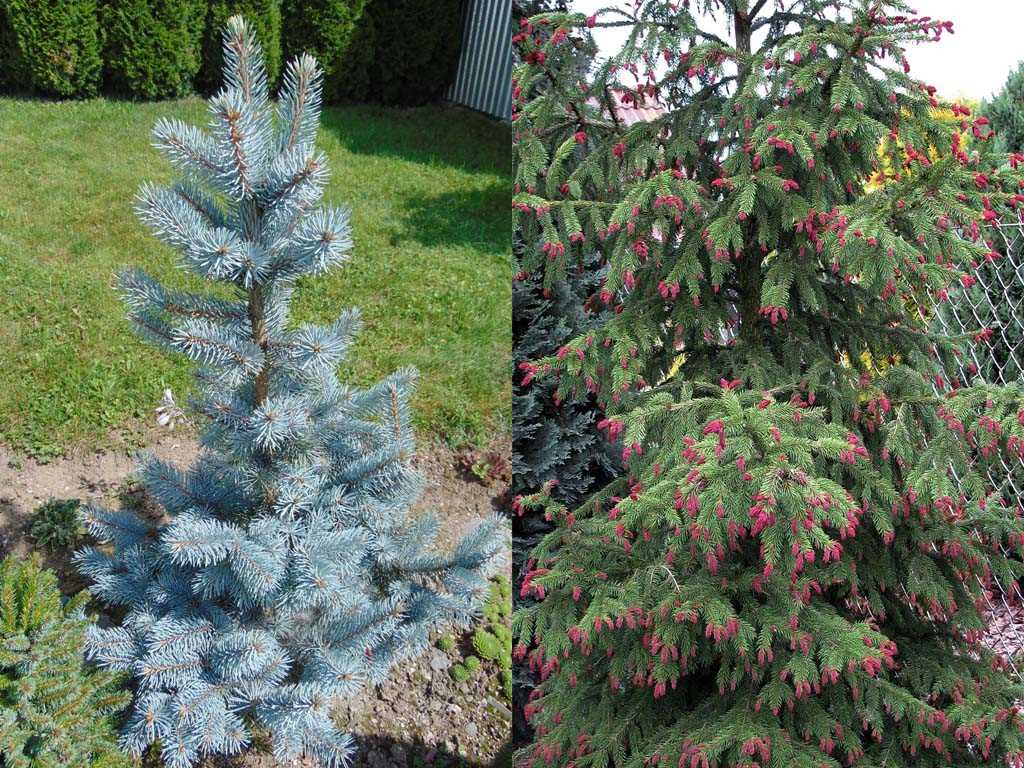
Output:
left=598, top=88, right=667, bottom=125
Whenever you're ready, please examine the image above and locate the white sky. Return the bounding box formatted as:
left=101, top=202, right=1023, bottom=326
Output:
left=573, top=0, right=1024, bottom=103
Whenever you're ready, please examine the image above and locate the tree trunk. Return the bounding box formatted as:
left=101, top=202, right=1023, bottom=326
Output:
left=248, top=285, right=270, bottom=407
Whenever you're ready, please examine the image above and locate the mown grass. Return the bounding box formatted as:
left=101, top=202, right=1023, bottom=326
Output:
left=0, top=98, right=510, bottom=458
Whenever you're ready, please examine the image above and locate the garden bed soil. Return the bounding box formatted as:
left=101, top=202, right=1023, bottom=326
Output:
left=0, top=430, right=512, bottom=768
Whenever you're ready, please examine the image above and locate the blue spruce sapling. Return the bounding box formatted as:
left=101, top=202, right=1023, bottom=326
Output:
left=76, top=16, right=506, bottom=768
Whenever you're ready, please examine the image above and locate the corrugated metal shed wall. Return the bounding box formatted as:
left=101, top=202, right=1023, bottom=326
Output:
left=446, top=0, right=511, bottom=121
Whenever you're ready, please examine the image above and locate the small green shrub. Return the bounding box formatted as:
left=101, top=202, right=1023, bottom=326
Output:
left=436, top=635, right=456, bottom=653
left=29, top=497, right=83, bottom=550
left=444, top=576, right=512, bottom=698
left=0, top=555, right=131, bottom=767
left=484, top=573, right=511, bottom=624
left=100, top=0, right=206, bottom=99
left=476, top=576, right=512, bottom=699
left=0, top=0, right=102, bottom=97
left=472, top=628, right=503, bottom=661
left=197, top=0, right=281, bottom=92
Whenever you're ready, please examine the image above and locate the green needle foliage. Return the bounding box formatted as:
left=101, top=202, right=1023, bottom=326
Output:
left=513, top=2, right=1024, bottom=766
left=0, top=555, right=130, bottom=768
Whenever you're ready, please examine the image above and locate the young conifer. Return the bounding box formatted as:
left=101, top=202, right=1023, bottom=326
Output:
left=0, top=555, right=130, bottom=768
left=514, top=2, right=1024, bottom=766
left=76, top=17, right=505, bottom=768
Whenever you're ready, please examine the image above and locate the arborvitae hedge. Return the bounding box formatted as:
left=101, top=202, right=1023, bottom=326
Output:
left=363, top=0, right=464, bottom=106
left=281, top=0, right=366, bottom=103
left=328, top=6, right=375, bottom=103
left=0, top=0, right=466, bottom=104
left=984, top=61, right=1024, bottom=157
left=101, top=0, right=207, bottom=99
left=0, top=555, right=131, bottom=767
left=197, top=0, right=281, bottom=92
left=0, top=0, right=102, bottom=97
left=0, top=8, right=21, bottom=93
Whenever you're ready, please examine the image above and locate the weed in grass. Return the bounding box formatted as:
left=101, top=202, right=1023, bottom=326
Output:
left=459, top=447, right=512, bottom=485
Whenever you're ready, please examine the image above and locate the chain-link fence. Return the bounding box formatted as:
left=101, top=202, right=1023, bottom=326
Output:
left=928, top=222, right=1024, bottom=676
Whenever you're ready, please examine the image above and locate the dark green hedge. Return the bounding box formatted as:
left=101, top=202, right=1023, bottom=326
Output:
left=197, top=0, right=281, bottom=93
left=281, top=0, right=366, bottom=102
left=0, top=0, right=465, bottom=103
left=0, top=0, right=103, bottom=97
left=280, top=0, right=466, bottom=106
left=101, top=0, right=207, bottom=99
left=326, top=1, right=374, bottom=103
left=363, top=0, right=464, bottom=106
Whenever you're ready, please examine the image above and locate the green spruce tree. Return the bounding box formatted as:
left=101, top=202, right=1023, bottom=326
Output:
left=514, top=2, right=1024, bottom=766
left=984, top=62, right=1024, bottom=156
left=0, top=555, right=130, bottom=768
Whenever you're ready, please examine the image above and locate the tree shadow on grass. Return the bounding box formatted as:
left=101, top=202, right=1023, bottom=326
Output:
left=319, top=104, right=511, bottom=180
left=318, top=103, right=510, bottom=259
left=387, top=183, right=509, bottom=259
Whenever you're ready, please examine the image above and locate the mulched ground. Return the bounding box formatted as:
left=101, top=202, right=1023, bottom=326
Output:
left=0, top=430, right=512, bottom=768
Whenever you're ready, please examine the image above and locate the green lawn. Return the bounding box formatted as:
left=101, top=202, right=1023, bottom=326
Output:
left=0, top=98, right=511, bottom=458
